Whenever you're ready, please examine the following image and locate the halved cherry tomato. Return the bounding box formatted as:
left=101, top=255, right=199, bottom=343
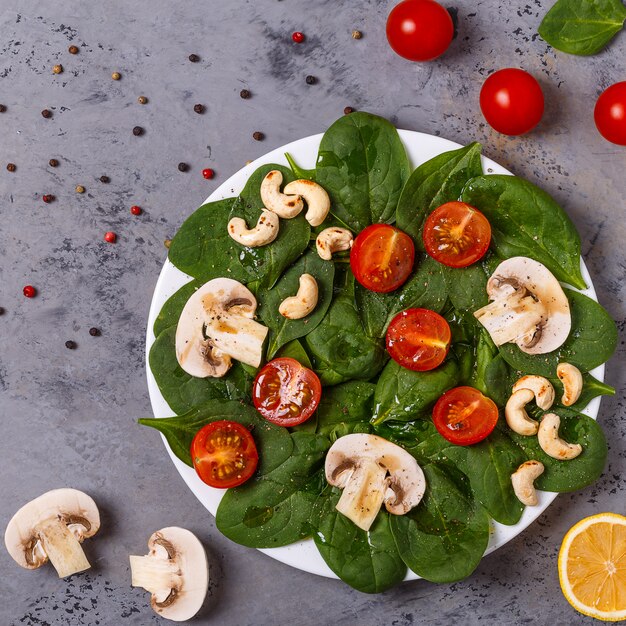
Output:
left=422, top=201, right=491, bottom=268
left=386, top=308, right=451, bottom=371
left=350, top=224, right=415, bottom=293
left=191, top=420, right=259, bottom=488
left=432, top=386, right=499, bottom=445
left=253, top=357, right=321, bottom=426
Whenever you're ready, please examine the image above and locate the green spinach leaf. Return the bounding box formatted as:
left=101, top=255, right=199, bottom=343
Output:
left=285, top=152, right=315, bottom=180
left=316, top=381, right=375, bottom=439
left=275, top=338, right=313, bottom=368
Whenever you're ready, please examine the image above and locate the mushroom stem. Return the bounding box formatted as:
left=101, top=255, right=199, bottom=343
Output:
left=36, top=518, right=91, bottom=578
left=130, top=555, right=180, bottom=601
left=203, top=312, right=267, bottom=368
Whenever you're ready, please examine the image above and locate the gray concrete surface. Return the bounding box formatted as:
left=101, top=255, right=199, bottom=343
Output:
left=1, top=1, right=625, bottom=624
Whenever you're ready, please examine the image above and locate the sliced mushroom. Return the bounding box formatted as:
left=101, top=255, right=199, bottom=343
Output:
left=505, top=388, right=539, bottom=436
left=511, top=460, right=545, bottom=506
left=228, top=209, right=279, bottom=247
left=512, top=375, right=555, bottom=410
left=278, top=274, right=319, bottom=319
left=474, top=257, right=571, bottom=355
left=557, top=362, right=583, bottom=406
left=4, top=488, right=100, bottom=578
left=260, top=170, right=304, bottom=219
left=176, top=278, right=268, bottom=378
left=283, top=179, right=331, bottom=227
left=325, top=433, right=426, bottom=532
left=538, top=413, right=582, bottom=460
left=130, top=526, right=208, bottom=622
left=316, top=227, right=353, bottom=260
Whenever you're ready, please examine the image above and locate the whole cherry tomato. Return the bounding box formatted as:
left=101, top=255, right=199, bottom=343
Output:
left=594, top=82, right=626, bottom=146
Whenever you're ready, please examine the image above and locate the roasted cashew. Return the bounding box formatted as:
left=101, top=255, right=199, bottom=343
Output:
left=279, top=274, right=319, bottom=319
left=511, top=460, right=545, bottom=506
left=283, top=179, right=331, bottom=227
left=512, top=375, right=555, bottom=410
left=227, top=209, right=279, bottom=247
left=557, top=363, right=583, bottom=406
left=260, top=170, right=304, bottom=219
left=505, top=388, right=539, bottom=436
left=316, top=227, right=354, bottom=260
left=538, top=413, right=582, bottom=460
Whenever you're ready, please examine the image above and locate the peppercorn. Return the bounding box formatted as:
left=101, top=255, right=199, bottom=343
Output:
left=42, top=194, right=55, bottom=203
left=202, top=168, right=215, bottom=180
left=305, top=75, right=317, bottom=85
left=65, top=340, right=76, bottom=350
left=52, top=64, right=63, bottom=75
left=352, top=30, right=362, bottom=39
left=132, top=126, right=144, bottom=136
left=49, top=158, right=59, bottom=167
left=23, top=285, right=36, bottom=298
left=292, top=31, right=305, bottom=43
left=104, top=231, right=117, bottom=243
left=42, top=109, right=52, bottom=118
left=89, top=327, right=100, bottom=336
left=188, top=53, right=200, bottom=63
left=100, top=175, right=110, bottom=183
left=240, top=89, right=251, bottom=99
left=138, top=95, right=148, bottom=105
left=6, top=163, right=16, bottom=172
left=0, top=104, right=6, bottom=113
left=0, top=307, right=5, bottom=315
left=178, top=162, right=189, bottom=172
left=344, top=106, right=355, bottom=115
left=130, top=205, right=142, bottom=215
left=111, top=71, right=121, bottom=80
left=75, top=185, right=85, bottom=193
left=68, top=45, right=79, bottom=54
left=164, top=239, right=172, bottom=249
left=253, top=131, right=264, bottom=141
left=193, top=104, right=204, bottom=114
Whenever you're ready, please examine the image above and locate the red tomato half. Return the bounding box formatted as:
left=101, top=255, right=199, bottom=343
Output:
left=386, top=0, right=454, bottom=62
left=386, top=308, right=451, bottom=371
left=253, top=357, right=321, bottom=427
left=594, top=81, right=626, bottom=146
left=422, top=201, right=491, bottom=268
left=432, top=386, right=498, bottom=445
left=480, top=68, right=544, bottom=136
left=350, top=224, right=415, bottom=293
left=191, top=420, right=259, bottom=488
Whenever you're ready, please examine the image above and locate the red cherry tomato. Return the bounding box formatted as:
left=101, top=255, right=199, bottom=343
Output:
left=253, top=357, right=321, bottom=427
left=386, top=0, right=454, bottom=62
left=479, top=68, right=544, bottom=136
left=422, top=201, right=491, bottom=268
left=350, top=224, right=415, bottom=293
left=191, top=420, right=259, bottom=488
left=432, top=386, right=499, bottom=445
left=594, top=81, right=626, bottom=146
left=386, top=308, right=451, bottom=371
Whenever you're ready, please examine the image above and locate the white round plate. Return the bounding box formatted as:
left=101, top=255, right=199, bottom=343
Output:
left=146, top=130, right=605, bottom=580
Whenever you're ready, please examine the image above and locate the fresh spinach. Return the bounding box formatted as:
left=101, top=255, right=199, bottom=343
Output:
left=441, top=259, right=490, bottom=312
left=284, top=152, right=315, bottom=180
left=539, top=0, right=626, bottom=56
left=315, top=381, right=375, bottom=440
left=316, top=112, right=410, bottom=231
left=275, top=338, right=313, bottom=368
left=566, top=374, right=615, bottom=411
left=153, top=279, right=203, bottom=338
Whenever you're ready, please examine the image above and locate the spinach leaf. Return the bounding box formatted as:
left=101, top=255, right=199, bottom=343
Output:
left=316, top=112, right=410, bottom=231
left=215, top=432, right=330, bottom=548
left=509, top=412, right=607, bottom=492
left=258, top=249, right=335, bottom=358
left=284, top=152, right=315, bottom=180
left=316, top=381, right=375, bottom=439
left=498, top=290, right=617, bottom=377
left=441, top=259, right=490, bottom=312
left=312, top=490, right=407, bottom=593
left=461, top=175, right=586, bottom=289
left=138, top=399, right=292, bottom=472
left=371, top=359, right=460, bottom=426
left=275, top=338, right=313, bottom=368
left=390, top=463, right=490, bottom=583
left=538, top=0, right=626, bottom=56
left=396, top=142, right=483, bottom=244
left=153, top=279, right=203, bottom=338
left=566, top=374, right=615, bottom=411
left=148, top=326, right=253, bottom=414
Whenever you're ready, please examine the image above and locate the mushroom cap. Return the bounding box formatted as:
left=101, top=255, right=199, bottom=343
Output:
left=4, top=488, right=100, bottom=569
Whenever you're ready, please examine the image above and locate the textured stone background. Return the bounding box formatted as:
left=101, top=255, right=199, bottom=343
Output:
left=1, top=1, right=624, bottom=624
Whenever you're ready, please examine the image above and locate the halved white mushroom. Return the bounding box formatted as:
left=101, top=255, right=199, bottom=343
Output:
left=512, top=375, right=555, bottom=410
left=325, top=433, right=426, bottom=532
left=538, top=413, right=582, bottom=460
left=227, top=209, right=279, bottom=247
left=557, top=362, right=583, bottom=406
left=176, top=278, right=268, bottom=378
left=260, top=170, right=304, bottom=219
left=511, top=460, right=545, bottom=506
left=130, top=526, right=208, bottom=622
left=4, top=488, right=100, bottom=578
left=474, top=257, right=571, bottom=355
left=316, top=227, right=353, bottom=260
left=283, top=179, right=331, bottom=227
left=278, top=274, right=318, bottom=319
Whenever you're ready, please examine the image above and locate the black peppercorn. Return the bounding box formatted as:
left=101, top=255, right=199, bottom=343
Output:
left=132, top=126, right=144, bottom=136
left=193, top=104, right=204, bottom=114
left=0, top=307, right=5, bottom=315
left=42, top=109, right=52, bottom=118
left=188, top=53, right=200, bottom=62
left=305, top=75, right=317, bottom=85
left=89, top=327, right=100, bottom=337
left=0, top=104, right=6, bottom=113
left=49, top=158, right=59, bottom=167
left=240, top=89, right=251, bottom=99
left=6, top=163, right=16, bottom=172
left=252, top=131, right=264, bottom=141
left=100, top=175, right=110, bottom=183
left=344, top=106, right=355, bottom=115
left=178, top=162, right=189, bottom=172
left=69, top=45, right=79, bottom=54
left=65, top=340, right=77, bottom=349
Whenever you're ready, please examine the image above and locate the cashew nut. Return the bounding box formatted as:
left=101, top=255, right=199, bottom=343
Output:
left=512, top=375, right=555, bottom=410
left=283, top=180, right=331, bottom=227
left=260, top=170, right=304, bottom=219
left=537, top=413, right=582, bottom=460
left=511, top=460, right=545, bottom=506
left=228, top=209, right=279, bottom=247
left=505, top=388, right=539, bottom=436
left=557, top=362, right=583, bottom=406
left=278, top=274, right=318, bottom=319
left=316, top=227, right=353, bottom=260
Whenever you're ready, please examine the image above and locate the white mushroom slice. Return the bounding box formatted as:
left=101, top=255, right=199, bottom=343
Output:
left=4, top=489, right=100, bottom=578
left=283, top=179, right=331, bottom=227
left=538, top=413, right=582, bottom=460
left=474, top=257, right=571, bottom=355
left=260, top=170, right=304, bottom=219
left=278, top=274, right=319, bottom=320
left=505, top=388, right=539, bottom=436
left=130, top=527, right=208, bottom=622
left=512, top=375, right=555, bottom=410
left=511, top=460, right=545, bottom=506
left=316, top=227, right=353, bottom=260
left=228, top=209, right=279, bottom=247
left=557, top=362, right=583, bottom=406
left=325, top=433, right=426, bottom=532
left=176, top=278, right=268, bottom=377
